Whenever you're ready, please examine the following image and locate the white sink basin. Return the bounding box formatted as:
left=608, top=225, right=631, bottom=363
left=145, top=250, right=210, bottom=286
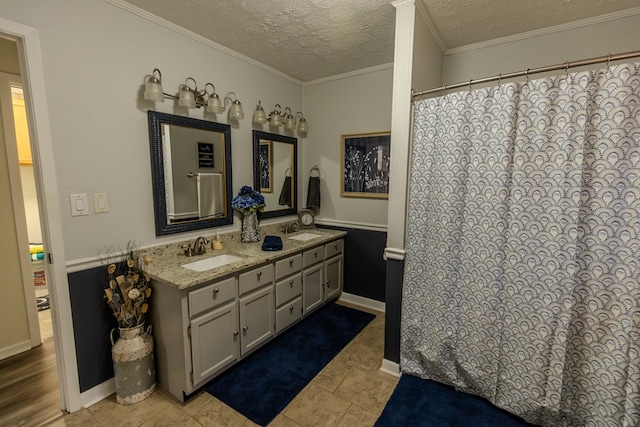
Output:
left=289, top=232, right=322, bottom=242
left=182, top=254, right=244, bottom=272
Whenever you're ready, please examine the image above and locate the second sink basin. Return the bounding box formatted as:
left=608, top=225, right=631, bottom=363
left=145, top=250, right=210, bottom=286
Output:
left=289, top=232, right=322, bottom=241
left=182, top=254, right=244, bottom=272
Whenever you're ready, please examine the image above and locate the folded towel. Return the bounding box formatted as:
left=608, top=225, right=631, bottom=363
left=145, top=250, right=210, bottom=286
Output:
left=29, top=244, right=44, bottom=254
left=278, top=176, right=292, bottom=207
left=306, top=176, right=321, bottom=210
left=261, top=235, right=283, bottom=251
left=31, top=252, right=45, bottom=261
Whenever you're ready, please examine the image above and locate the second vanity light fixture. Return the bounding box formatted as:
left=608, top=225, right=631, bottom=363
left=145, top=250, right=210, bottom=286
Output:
left=144, top=68, right=244, bottom=120
left=253, top=101, right=308, bottom=135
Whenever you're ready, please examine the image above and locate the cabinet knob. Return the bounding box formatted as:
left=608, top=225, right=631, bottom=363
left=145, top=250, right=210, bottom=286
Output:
left=327, top=280, right=331, bottom=285
left=213, top=288, right=219, bottom=296
left=233, top=331, right=238, bottom=336
left=242, top=326, right=248, bottom=331
left=289, top=280, right=294, bottom=286
left=322, top=282, right=325, bottom=287
left=289, top=306, right=294, bottom=312
left=257, top=271, right=262, bottom=278
left=314, top=251, right=318, bottom=257
left=334, top=244, right=338, bottom=250
left=289, top=259, right=294, bottom=266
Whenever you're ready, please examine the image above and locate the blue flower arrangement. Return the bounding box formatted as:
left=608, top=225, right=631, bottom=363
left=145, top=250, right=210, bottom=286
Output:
left=232, top=185, right=265, bottom=213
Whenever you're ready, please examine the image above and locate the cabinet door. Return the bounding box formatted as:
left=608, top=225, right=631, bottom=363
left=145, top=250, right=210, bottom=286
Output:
left=239, top=286, right=274, bottom=356
left=325, top=255, right=343, bottom=301
left=302, top=263, right=323, bottom=315
left=190, top=301, right=239, bottom=387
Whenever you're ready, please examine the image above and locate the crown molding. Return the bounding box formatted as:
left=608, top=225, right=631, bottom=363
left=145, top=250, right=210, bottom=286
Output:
left=103, top=0, right=302, bottom=85
left=415, top=0, right=447, bottom=53
left=446, top=6, right=640, bottom=55
left=303, top=62, right=394, bottom=87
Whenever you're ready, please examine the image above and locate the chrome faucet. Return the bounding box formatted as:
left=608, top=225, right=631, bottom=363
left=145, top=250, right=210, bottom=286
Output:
left=181, top=236, right=209, bottom=257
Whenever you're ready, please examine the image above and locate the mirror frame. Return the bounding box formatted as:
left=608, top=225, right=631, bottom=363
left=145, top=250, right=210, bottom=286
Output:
left=148, top=110, right=233, bottom=235
left=252, top=130, right=298, bottom=219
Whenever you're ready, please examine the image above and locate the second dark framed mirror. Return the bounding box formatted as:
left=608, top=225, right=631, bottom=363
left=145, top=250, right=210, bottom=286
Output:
left=252, top=130, right=297, bottom=219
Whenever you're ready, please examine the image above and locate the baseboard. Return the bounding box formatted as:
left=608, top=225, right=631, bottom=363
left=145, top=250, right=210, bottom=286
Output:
left=0, top=339, right=31, bottom=360
left=339, top=292, right=385, bottom=313
left=379, top=359, right=401, bottom=378
left=80, top=378, right=114, bottom=408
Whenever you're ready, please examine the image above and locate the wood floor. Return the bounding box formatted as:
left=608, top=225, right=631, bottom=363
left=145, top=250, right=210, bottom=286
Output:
left=0, top=315, right=62, bottom=426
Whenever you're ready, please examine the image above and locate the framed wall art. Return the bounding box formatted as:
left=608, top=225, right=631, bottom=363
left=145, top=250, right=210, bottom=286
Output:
left=340, top=131, right=391, bottom=199
left=259, top=139, right=273, bottom=192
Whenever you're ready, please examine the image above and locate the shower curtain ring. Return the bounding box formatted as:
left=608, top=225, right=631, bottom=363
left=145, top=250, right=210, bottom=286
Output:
left=498, top=74, right=502, bottom=86
left=565, top=62, right=569, bottom=77
left=468, top=79, right=473, bottom=93
left=525, top=68, right=530, bottom=82
left=606, top=53, right=611, bottom=69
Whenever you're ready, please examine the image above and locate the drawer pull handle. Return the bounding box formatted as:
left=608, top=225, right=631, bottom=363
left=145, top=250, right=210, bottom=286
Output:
left=322, top=282, right=325, bottom=287
left=257, top=271, right=262, bottom=278
left=242, top=326, right=248, bottom=332
left=289, top=306, right=294, bottom=312
left=289, top=280, right=294, bottom=286
left=233, top=331, right=238, bottom=336
left=314, top=251, right=318, bottom=257
left=289, top=259, right=294, bottom=266
left=327, top=280, right=331, bottom=285
left=213, top=288, right=219, bottom=295
left=334, top=244, right=338, bottom=250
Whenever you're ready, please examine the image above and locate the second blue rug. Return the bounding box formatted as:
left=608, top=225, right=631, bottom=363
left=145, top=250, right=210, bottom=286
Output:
left=205, top=302, right=375, bottom=426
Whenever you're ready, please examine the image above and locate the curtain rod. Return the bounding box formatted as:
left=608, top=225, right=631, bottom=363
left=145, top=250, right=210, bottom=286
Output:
left=412, top=50, right=640, bottom=99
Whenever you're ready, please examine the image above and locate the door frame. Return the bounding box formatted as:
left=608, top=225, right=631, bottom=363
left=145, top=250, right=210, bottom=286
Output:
left=0, top=17, right=81, bottom=413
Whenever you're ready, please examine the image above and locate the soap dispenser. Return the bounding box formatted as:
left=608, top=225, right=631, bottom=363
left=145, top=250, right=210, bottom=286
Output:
left=212, top=231, right=223, bottom=250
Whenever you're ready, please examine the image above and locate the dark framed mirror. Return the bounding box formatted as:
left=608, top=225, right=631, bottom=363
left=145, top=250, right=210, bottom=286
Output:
left=252, top=130, right=297, bottom=219
left=148, top=111, right=233, bottom=235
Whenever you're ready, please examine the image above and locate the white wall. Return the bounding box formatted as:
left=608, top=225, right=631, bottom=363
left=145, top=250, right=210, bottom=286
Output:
left=0, top=0, right=303, bottom=261
left=303, top=66, right=393, bottom=229
left=442, top=13, right=640, bottom=86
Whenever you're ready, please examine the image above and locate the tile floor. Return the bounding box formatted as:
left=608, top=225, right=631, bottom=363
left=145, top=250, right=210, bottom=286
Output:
left=48, top=303, right=399, bottom=427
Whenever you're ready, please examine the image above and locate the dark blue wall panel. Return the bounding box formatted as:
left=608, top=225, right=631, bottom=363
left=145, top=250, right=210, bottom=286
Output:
left=68, top=267, right=116, bottom=392
left=319, top=225, right=386, bottom=302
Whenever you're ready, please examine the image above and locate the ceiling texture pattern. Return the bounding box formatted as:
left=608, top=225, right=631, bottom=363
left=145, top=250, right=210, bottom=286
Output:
left=119, top=0, right=640, bottom=82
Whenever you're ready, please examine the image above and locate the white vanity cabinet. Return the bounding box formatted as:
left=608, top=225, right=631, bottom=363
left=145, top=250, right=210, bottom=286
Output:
left=150, top=234, right=344, bottom=402
left=274, top=254, right=303, bottom=333
left=238, top=264, right=274, bottom=356
left=302, top=239, right=344, bottom=315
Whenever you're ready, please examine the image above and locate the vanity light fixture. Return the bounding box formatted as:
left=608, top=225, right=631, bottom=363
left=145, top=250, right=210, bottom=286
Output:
left=252, top=100, right=267, bottom=124
left=143, top=68, right=244, bottom=120
left=264, top=103, right=308, bottom=135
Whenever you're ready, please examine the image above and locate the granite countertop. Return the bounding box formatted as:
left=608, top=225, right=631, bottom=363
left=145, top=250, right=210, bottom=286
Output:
left=142, top=225, right=346, bottom=291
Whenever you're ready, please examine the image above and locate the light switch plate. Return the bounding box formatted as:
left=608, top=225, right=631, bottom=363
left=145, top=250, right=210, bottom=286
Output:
left=70, top=193, right=89, bottom=216
left=93, top=192, right=109, bottom=213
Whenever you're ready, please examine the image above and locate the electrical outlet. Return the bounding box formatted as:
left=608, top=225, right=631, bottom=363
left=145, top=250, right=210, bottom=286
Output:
left=93, top=192, right=109, bottom=213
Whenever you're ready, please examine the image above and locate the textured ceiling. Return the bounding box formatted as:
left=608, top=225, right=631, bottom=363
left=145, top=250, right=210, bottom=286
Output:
left=119, top=0, right=639, bottom=82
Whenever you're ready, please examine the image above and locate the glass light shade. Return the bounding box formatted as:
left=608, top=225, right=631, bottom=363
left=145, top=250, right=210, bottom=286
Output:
left=270, top=112, right=282, bottom=127
left=207, top=93, right=223, bottom=113
left=253, top=105, right=267, bottom=124
left=284, top=114, right=296, bottom=130
left=297, top=118, right=308, bottom=134
left=228, top=100, right=244, bottom=120
left=144, top=77, right=164, bottom=103
left=178, top=86, right=196, bottom=108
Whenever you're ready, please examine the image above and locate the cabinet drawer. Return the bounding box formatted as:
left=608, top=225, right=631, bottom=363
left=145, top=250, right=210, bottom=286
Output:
left=302, top=246, right=324, bottom=268
left=275, top=272, right=302, bottom=307
left=189, top=276, right=236, bottom=318
left=325, top=240, right=343, bottom=259
left=275, top=254, right=302, bottom=280
left=239, top=264, right=273, bottom=296
left=276, top=296, right=302, bottom=334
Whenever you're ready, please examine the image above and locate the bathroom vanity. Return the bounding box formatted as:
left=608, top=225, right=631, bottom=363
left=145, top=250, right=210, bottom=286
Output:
left=145, top=227, right=345, bottom=401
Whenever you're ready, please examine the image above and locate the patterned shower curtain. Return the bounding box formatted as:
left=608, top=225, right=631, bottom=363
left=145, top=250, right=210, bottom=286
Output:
left=401, top=62, right=640, bottom=426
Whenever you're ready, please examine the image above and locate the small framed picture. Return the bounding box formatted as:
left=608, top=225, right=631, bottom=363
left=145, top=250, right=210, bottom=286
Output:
left=341, top=131, right=391, bottom=199
left=197, top=142, right=214, bottom=168
left=259, top=140, right=273, bottom=192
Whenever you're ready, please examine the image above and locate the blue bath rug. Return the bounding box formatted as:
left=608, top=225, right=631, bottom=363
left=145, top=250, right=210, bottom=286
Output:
left=205, top=302, right=375, bottom=426
left=376, top=374, right=536, bottom=426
